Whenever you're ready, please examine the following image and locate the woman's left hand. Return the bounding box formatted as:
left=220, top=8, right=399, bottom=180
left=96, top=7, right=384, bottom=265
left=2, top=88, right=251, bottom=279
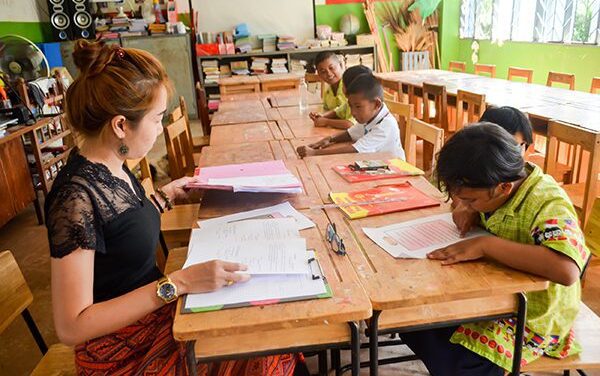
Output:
left=160, top=176, right=195, bottom=202
left=427, top=236, right=488, bottom=265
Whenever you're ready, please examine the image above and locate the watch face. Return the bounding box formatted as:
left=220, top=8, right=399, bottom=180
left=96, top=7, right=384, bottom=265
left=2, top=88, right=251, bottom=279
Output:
left=160, top=283, right=176, bottom=300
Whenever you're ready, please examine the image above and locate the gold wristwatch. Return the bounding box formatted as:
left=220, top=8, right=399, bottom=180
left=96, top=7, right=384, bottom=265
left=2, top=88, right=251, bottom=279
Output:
left=156, top=275, right=178, bottom=303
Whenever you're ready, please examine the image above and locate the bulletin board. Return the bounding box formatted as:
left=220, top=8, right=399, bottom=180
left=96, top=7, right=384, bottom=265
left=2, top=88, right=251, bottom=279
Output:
left=190, top=0, right=316, bottom=41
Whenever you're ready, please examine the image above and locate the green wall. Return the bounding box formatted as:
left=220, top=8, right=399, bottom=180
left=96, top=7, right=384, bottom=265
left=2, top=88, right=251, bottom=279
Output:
left=437, top=0, right=600, bottom=92
left=0, top=22, right=52, bottom=43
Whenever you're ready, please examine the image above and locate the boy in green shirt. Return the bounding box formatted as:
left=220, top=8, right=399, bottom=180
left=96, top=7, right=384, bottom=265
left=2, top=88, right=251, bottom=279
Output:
left=402, top=123, right=589, bottom=375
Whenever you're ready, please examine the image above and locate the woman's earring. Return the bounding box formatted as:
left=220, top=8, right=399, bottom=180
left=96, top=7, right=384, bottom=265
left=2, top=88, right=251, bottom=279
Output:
left=118, top=142, right=129, bottom=156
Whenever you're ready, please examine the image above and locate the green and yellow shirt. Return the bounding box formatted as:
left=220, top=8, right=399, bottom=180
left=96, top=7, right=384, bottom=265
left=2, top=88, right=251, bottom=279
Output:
left=450, top=163, right=590, bottom=371
left=322, top=80, right=353, bottom=120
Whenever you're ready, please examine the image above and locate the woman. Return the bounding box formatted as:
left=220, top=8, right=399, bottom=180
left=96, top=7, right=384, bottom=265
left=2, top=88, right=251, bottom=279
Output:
left=45, top=40, right=304, bottom=375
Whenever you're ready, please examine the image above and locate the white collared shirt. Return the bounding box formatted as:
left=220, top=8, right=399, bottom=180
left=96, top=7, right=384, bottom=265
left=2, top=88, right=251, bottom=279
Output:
left=347, top=103, right=406, bottom=160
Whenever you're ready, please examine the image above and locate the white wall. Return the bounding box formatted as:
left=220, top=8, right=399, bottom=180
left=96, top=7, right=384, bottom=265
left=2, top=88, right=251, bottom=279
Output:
left=0, top=0, right=49, bottom=22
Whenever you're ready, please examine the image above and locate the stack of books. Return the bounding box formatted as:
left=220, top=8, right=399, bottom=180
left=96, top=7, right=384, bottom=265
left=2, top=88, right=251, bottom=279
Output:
left=277, top=35, right=296, bottom=50
left=220, top=64, right=232, bottom=79
left=235, top=37, right=252, bottom=53
left=360, top=54, right=374, bottom=70
left=290, top=59, right=307, bottom=74
left=0, top=118, right=17, bottom=137
left=202, top=60, right=220, bottom=84
left=110, top=17, right=129, bottom=33
left=251, top=57, right=269, bottom=75
left=345, top=54, right=361, bottom=68
left=207, top=93, right=220, bottom=111
left=271, top=58, right=288, bottom=74
left=122, top=19, right=147, bottom=36
left=259, top=34, right=277, bottom=52
left=231, top=60, right=250, bottom=75
left=148, top=23, right=167, bottom=35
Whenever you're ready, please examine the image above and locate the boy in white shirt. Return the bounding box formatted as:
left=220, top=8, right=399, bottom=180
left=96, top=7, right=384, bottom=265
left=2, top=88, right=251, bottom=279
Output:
left=296, top=72, right=405, bottom=159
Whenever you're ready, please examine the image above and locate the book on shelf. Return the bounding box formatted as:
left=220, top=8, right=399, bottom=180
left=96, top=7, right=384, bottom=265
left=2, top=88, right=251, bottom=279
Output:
left=332, top=159, right=424, bottom=183
left=251, top=57, right=270, bottom=75
left=329, top=182, right=440, bottom=220
left=230, top=60, right=250, bottom=75
left=271, top=58, right=288, bottom=74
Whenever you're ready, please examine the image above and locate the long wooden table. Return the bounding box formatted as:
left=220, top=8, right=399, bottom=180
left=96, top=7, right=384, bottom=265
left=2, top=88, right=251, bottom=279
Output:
left=375, top=69, right=600, bottom=132
left=304, top=152, right=549, bottom=375
left=209, top=121, right=284, bottom=145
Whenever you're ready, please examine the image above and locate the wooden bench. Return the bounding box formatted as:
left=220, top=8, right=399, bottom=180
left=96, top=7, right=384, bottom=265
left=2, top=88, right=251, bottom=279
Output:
left=522, top=303, right=600, bottom=374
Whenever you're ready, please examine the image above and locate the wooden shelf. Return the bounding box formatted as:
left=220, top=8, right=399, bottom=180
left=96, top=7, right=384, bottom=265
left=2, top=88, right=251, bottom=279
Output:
left=39, top=129, right=71, bottom=149
left=42, top=149, right=71, bottom=169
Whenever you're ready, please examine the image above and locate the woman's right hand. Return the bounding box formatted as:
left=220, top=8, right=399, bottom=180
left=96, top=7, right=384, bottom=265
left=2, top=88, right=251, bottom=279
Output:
left=171, top=260, right=250, bottom=294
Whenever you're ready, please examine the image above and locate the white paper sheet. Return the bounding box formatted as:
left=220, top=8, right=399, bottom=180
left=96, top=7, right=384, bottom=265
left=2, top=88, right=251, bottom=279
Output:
left=208, top=173, right=301, bottom=188
left=363, top=213, right=488, bottom=259
left=197, top=202, right=315, bottom=231
left=184, top=238, right=309, bottom=275
left=184, top=252, right=328, bottom=311
left=192, top=218, right=300, bottom=243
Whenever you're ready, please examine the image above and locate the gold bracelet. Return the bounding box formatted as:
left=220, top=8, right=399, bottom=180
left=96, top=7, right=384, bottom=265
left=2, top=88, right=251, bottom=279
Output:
left=156, top=188, right=173, bottom=210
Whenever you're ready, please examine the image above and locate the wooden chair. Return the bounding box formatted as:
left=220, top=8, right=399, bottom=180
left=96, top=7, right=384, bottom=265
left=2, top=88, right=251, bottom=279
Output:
left=456, top=90, right=486, bottom=131
left=0, top=250, right=75, bottom=375
left=547, top=71, right=575, bottom=90
left=404, top=117, right=444, bottom=173
left=385, top=99, right=413, bottom=148
left=170, top=95, right=209, bottom=154
left=448, top=61, right=466, bottom=73
left=164, top=116, right=196, bottom=180
left=507, top=67, right=533, bottom=83
left=305, top=72, right=325, bottom=97
left=125, top=156, right=152, bottom=181
left=545, top=120, right=600, bottom=224
left=590, top=77, right=600, bottom=94
left=195, top=82, right=212, bottom=137
left=421, top=82, right=450, bottom=133
left=474, top=63, right=496, bottom=78
left=383, top=89, right=398, bottom=102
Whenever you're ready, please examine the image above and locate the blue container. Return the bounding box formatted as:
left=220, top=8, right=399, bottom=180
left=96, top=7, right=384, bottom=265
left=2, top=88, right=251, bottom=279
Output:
left=37, top=42, right=63, bottom=69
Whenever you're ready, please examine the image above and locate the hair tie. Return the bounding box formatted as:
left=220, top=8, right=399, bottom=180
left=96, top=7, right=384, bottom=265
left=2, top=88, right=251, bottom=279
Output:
left=116, top=48, right=126, bottom=59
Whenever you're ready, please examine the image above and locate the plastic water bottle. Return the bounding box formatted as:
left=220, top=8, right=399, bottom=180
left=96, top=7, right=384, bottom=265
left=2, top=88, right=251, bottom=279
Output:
left=299, top=77, right=308, bottom=113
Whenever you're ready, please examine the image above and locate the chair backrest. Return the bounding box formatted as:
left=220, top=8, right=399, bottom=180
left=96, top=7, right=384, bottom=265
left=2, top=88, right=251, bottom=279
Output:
left=584, top=197, right=600, bottom=257
left=140, top=177, right=156, bottom=198
left=383, top=89, right=397, bottom=102
left=545, top=120, right=600, bottom=224
left=195, top=82, right=211, bottom=136
left=448, top=61, right=466, bottom=73
left=125, top=157, right=152, bottom=181
left=421, top=82, right=449, bottom=132
left=164, top=116, right=195, bottom=180
left=404, top=117, right=444, bottom=173
left=305, top=72, right=324, bottom=97
left=456, top=90, right=486, bottom=131
left=507, top=67, right=533, bottom=83
left=169, top=96, right=194, bottom=148
left=385, top=99, right=413, bottom=149
left=590, top=77, right=600, bottom=94
left=0, top=250, right=33, bottom=334
left=546, top=71, right=575, bottom=90
left=474, top=63, right=496, bottom=78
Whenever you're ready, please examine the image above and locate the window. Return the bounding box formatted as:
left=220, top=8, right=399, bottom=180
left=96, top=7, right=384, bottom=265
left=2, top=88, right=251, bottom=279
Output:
left=459, top=0, right=600, bottom=45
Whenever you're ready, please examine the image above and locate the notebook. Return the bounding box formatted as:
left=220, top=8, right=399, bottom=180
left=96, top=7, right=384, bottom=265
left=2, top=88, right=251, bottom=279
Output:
left=332, top=159, right=424, bottom=183
left=329, top=182, right=440, bottom=219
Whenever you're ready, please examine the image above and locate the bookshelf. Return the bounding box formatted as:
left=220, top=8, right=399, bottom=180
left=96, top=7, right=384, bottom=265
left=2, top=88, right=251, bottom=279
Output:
left=197, top=45, right=376, bottom=108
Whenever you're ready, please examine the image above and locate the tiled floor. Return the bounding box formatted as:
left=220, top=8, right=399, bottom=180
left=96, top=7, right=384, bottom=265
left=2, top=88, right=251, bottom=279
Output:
left=1, top=122, right=599, bottom=375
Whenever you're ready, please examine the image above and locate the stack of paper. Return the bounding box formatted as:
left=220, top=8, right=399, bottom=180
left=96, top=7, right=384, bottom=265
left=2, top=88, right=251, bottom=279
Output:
left=345, top=54, right=361, bottom=68
left=251, top=57, right=269, bottom=75
left=360, top=54, right=374, bottom=70
left=271, top=58, right=288, bottom=74
left=290, top=59, right=307, bottom=74
left=259, top=34, right=277, bottom=52
left=202, top=60, right=220, bottom=84
left=277, top=35, right=296, bottom=50
left=183, top=217, right=330, bottom=312
left=188, top=160, right=302, bottom=194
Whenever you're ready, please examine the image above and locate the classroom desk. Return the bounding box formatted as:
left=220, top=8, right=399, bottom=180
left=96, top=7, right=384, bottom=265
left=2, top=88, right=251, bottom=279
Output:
left=169, top=209, right=372, bottom=375
left=197, top=158, right=322, bottom=218
left=277, top=105, right=324, bottom=120
left=197, top=140, right=298, bottom=167
left=304, top=152, right=549, bottom=375
left=216, top=99, right=266, bottom=112
left=269, top=89, right=322, bottom=108
left=209, top=121, right=284, bottom=145
left=210, top=105, right=269, bottom=126
left=375, top=69, right=600, bottom=131
left=277, top=118, right=340, bottom=139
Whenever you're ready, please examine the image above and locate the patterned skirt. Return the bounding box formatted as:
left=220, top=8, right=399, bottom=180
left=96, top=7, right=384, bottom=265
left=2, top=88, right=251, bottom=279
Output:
left=75, top=305, right=302, bottom=375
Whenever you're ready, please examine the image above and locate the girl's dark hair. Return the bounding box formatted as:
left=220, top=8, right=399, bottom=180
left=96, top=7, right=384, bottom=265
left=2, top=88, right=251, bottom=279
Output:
left=480, top=106, right=533, bottom=147
left=342, top=65, right=372, bottom=87
left=435, top=122, right=526, bottom=194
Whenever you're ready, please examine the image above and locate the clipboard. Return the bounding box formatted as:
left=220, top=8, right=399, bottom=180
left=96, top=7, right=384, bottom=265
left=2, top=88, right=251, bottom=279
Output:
left=180, top=250, right=332, bottom=314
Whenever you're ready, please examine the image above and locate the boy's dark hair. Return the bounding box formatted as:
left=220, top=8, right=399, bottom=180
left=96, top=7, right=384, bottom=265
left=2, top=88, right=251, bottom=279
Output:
left=435, top=122, right=526, bottom=194
left=314, top=51, right=340, bottom=67
left=342, top=65, right=372, bottom=87
left=345, top=72, right=383, bottom=101
left=480, top=106, right=533, bottom=147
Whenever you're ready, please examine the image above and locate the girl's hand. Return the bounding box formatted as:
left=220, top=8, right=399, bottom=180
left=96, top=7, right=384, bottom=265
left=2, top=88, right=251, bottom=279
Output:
left=427, top=237, right=488, bottom=265
left=452, top=203, right=480, bottom=237
left=160, top=176, right=195, bottom=201
left=313, top=117, right=328, bottom=127
left=296, top=145, right=317, bottom=158
left=171, top=260, right=250, bottom=294
left=309, top=112, right=322, bottom=121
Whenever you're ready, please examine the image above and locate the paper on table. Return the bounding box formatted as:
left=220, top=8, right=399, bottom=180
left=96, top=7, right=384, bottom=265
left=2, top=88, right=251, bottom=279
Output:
left=184, top=238, right=309, bottom=275
left=362, top=212, right=488, bottom=259
left=192, top=218, right=300, bottom=244
left=207, top=174, right=301, bottom=188
left=197, top=202, right=315, bottom=231
left=184, top=251, right=328, bottom=311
